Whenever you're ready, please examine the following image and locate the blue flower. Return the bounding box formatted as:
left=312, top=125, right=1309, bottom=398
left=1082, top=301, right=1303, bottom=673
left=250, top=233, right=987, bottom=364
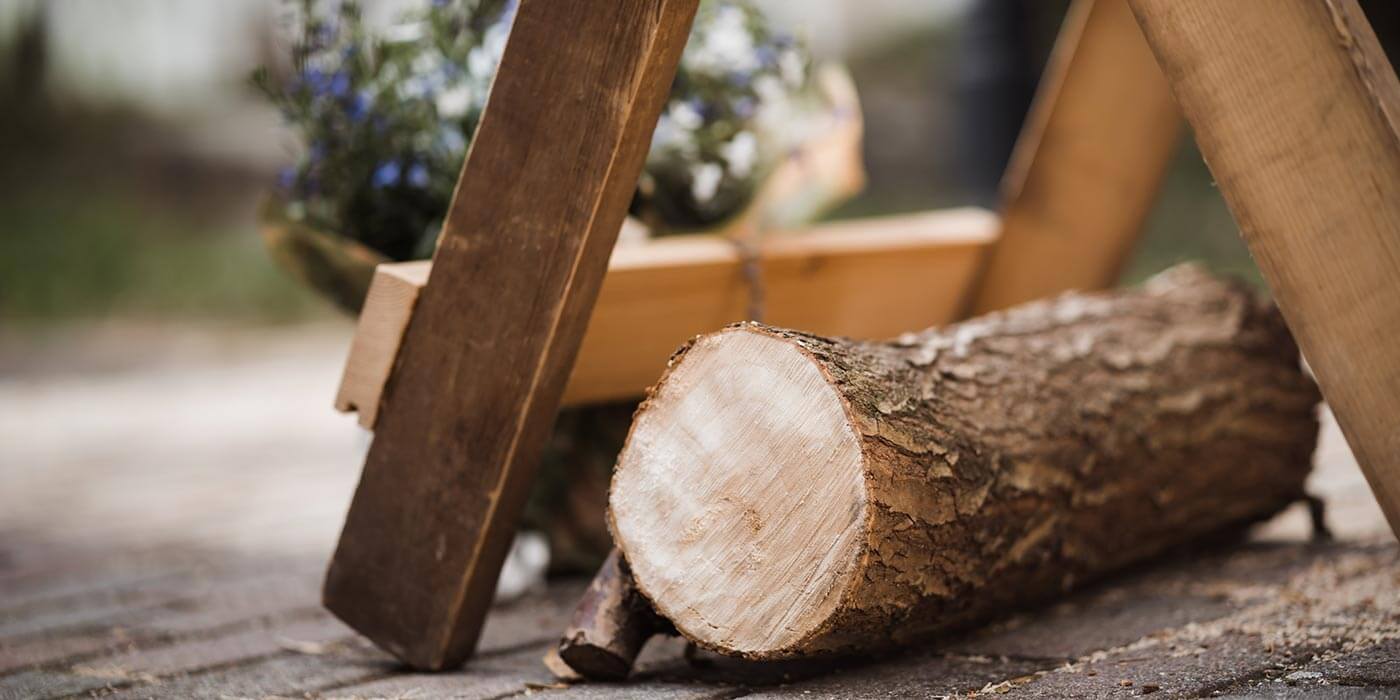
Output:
left=687, top=97, right=711, bottom=121
left=277, top=167, right=297, bottom=191
left=406, top=162, right=430, bottom=188
left=372, top=161, right=401, bottom=188
left=432, top=0, right=451, bottom=6
left=330, top=72, right=351, bottom=98
left=346, top=92, right=370, bottom=121
left=308, top=142, right=327, bottom=163
left=300, top=68, right=328, bottom=94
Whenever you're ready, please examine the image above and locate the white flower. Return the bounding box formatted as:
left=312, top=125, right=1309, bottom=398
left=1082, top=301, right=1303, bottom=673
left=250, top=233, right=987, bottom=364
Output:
left=685, top=5, right=758, bottom=76
left=779, top=49, right=805, bottom=88
left=436, top=83, right=472, bottom=119
left=668, top=101, right=704, bottom=131
left=753, top=74, right=786, bottom=104
left=467, top=46, right=496, bottom=81
left=690, top=162, right=724, bottom=204
left=397, top=76, right=429, bottom=99
left=652, top=112, right=682, bottom=149
left=438, top=125, right=467, bottom=155
left=384, top=21, right=425, bottom=44
left=412, top=51, right=439, bottom=76
left=720, top=131, right=757, bottom=178
left=482, top=19, right=511, bottom=60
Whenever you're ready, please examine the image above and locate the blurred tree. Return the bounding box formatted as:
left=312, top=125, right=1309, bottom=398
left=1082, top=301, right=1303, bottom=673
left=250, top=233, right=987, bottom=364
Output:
left=952, top=0, right=1068, bottom=208
left=1, top=4, right=52, bottom=158
left=954, top=0, right=1399, bottom=210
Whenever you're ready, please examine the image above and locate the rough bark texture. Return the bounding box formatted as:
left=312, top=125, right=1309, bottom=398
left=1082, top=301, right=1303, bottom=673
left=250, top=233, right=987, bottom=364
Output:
left=611, top=264, right=1321, bottom=659
left=556, top=549, right=665, bottom=680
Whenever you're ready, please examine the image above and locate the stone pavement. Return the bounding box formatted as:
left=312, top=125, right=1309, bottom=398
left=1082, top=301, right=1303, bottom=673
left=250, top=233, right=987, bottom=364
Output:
left=2, top=325, right=1397, bottom=698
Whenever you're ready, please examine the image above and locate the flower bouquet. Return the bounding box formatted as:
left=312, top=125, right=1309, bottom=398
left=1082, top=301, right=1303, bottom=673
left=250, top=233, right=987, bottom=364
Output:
left=255, top=0, right=863, bottom=312
left=255, top=0, right=865, bottom=573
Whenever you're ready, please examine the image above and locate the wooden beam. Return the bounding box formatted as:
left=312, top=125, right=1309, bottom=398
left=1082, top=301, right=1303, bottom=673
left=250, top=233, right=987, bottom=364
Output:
left=967, top=0, right=1181, bottom=314
left=1126, top=0, right=1400, bottom=537
left=336, top=209, right=998, bottom=429
left=322, top=0, right=700, bottom=670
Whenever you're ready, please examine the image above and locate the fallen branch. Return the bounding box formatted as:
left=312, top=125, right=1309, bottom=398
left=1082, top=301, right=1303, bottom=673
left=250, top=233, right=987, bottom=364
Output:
left=556, top=549, right=668, bottom=680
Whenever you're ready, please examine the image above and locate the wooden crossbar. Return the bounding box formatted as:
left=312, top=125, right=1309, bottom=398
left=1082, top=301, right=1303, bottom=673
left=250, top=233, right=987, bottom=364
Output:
left=335, top=209, right=998, bottom=429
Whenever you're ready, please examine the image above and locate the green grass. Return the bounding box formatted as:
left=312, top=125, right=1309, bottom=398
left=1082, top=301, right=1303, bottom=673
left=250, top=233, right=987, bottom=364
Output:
left=0, top=187, right=333, bottom=324
left=1123, top=140, right=1263, bottom=288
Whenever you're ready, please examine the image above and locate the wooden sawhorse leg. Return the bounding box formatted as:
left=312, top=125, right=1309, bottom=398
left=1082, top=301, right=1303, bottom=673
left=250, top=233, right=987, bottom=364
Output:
left=323, top=0, right=699, bottom=670
left=1129, top=0, right=1400, bottom=536
left=968, top=0, right=1181, bottom=314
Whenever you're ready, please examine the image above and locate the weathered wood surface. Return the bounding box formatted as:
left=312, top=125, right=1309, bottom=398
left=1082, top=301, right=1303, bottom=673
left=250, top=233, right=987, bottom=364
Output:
left=968, top=0, right=1180, bottom=314
left=324, top=0, right=700, bottom=670
left=1126, top=0, right=1400, bottom=539
left=3, top=325, right=1399, bottom=698
left=4, top=536, right=1399, bottom=698
left=334, top=209, right=997, bottom=427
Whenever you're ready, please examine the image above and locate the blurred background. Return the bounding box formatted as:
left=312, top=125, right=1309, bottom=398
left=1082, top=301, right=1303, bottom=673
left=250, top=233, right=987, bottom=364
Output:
left=0, top=0, right=1257, bottom=333
left=7, top=0, right=1379, bottom=569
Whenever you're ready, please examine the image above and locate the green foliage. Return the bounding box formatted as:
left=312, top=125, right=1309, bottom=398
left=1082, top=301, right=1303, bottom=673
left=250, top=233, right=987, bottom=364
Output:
left=0, top=188, right=325, bottom=323
left=254, top=0, right=821, bottom=262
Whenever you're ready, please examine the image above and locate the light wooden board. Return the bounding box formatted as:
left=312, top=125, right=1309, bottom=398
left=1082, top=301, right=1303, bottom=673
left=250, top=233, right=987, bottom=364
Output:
left=1126, top=0, right=1400, bottom=539
left=968, top=0, right=1180, bottom=314
left=335, top=208, right=998, bottom=428
left=334, top=263, right=425, bottom=429
left=323, top=0, right=700, bottom=670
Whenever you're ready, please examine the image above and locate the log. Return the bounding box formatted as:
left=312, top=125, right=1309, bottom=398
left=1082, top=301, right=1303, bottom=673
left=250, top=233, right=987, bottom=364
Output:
left=609, top=264, right=1320, bottom=660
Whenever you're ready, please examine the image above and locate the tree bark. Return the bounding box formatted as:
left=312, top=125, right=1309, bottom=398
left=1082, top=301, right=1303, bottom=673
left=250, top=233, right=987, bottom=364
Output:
left=609, top=264, right=1320, bottom=660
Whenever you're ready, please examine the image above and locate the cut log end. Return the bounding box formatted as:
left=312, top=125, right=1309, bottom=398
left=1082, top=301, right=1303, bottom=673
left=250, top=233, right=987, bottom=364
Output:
left=610, top=328, right=868, bottom=655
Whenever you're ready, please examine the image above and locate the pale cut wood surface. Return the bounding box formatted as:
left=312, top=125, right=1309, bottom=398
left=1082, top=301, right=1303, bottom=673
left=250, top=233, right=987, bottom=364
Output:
left=1127, top=0, right=1400, bottom=538
left=335, top=208, right=997, bottom=427
left=613, top=331, right=867, bottom=656
left=333, top=262, right=426, bottom=429
left=323, top=0, right=700, bottom=670
left=968, top=0, right=1180, bottom=314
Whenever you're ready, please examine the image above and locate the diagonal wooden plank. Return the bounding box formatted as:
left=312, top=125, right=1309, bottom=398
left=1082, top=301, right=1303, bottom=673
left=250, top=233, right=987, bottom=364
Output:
left=1127, top=0, right=1400, bottom=538
left=323, top=0, right=700, bottom=671
left=967, top=0, right=1180, bottom=314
